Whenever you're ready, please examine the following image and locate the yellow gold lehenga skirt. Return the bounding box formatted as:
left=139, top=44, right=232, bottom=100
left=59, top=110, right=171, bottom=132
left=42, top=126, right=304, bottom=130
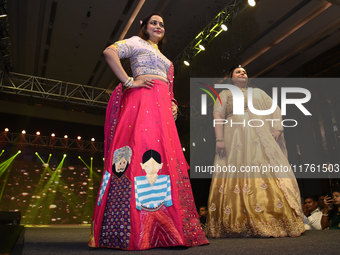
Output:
left=206, top=113, right=305, bottom=238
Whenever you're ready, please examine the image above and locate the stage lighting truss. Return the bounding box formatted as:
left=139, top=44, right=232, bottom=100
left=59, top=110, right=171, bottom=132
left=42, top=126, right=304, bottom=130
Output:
left=0, top=131, right=104, bottom=152
left=0, top=0, right=12, bottom=72
left=173, top=0, right=250, bottom=71
left=0, top=70, right=190, bottom=121
left=0, top=70, right=110, bottom=108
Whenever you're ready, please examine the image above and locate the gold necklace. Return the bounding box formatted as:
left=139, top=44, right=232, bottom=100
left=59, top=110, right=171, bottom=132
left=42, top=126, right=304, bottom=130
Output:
left=147, top=40, right=159, bottom=51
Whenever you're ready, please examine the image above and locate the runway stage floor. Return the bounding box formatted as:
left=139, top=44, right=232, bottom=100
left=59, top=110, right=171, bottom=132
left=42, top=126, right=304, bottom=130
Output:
left=19, top=226, right=340, bottom=255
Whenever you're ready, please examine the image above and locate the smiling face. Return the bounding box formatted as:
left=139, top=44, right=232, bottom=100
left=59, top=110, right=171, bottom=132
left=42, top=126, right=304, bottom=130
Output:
left=231, top=67, right=248, bottom=87
left=304, top=198, right=318, bottom=213
left=146, top=15, right=165, bottom=44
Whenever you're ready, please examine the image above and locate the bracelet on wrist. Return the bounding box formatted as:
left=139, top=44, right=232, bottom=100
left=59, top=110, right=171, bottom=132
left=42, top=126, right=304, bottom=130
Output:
left=123, top=77, right=131, bottom=86
left=216, top=138, right=224, bottom=142
left=322, top=214, right=328, bottom=217
left=123, top=77, right=134, bottom=89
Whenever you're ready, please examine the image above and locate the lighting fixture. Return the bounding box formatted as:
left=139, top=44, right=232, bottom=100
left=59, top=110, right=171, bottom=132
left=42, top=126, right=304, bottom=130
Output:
left=199, top=44, right=205, bottom=51
left=248, top=0, right=256, bottom=7
left=0, top=6, right=7, bottom=18
left=221, top=24, right=228, bottom=31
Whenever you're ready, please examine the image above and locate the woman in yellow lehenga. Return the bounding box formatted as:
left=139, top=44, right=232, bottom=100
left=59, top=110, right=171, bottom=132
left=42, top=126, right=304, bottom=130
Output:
left=206, top=65, right=305, bottom=238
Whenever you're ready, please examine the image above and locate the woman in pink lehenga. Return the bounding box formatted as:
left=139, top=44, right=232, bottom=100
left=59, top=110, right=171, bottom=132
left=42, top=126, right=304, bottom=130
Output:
left=88, top=13, right=208, bottom=250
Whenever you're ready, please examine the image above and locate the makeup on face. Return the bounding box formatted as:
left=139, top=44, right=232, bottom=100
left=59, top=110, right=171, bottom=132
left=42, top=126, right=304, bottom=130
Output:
left=146, top=15, right=165, bottom=43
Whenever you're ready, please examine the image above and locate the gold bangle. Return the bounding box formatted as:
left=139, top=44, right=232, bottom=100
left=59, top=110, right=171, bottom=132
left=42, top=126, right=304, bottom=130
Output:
left=216, top=138, right=224, bottom=142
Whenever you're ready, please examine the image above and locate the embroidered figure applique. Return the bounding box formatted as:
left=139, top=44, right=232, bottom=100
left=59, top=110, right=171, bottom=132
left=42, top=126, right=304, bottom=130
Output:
left=134, top=149, right=172, bottom=211
left=98, top=146, right=132, bottom=249
left=134, top=149, right=183, bottom=250
left=112, top=146, right=132, bottom=178
left=98, top=146, right=132, bottom=206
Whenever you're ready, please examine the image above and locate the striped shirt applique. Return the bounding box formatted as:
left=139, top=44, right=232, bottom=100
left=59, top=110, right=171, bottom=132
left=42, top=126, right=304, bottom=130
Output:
left=134, top=175, right=172, bottom=211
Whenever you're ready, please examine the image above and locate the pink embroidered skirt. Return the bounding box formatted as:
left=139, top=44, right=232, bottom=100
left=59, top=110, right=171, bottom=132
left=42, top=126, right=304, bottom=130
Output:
left=89, top=80, right=209, bottom=250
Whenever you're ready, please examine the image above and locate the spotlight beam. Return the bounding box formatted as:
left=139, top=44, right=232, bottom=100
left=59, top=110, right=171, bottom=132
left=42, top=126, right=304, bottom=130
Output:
left=0, top=151, right=20, bottom=178
left=26, top=154, right=84, bottom=224
left=0, top=166, right=11, bottom=203
left=0, top=152, right=21, bottom=202
left=78, top=156, right=90, bottom=169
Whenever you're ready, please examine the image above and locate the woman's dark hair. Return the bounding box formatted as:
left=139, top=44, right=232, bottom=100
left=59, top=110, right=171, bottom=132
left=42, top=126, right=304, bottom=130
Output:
left=138, top=12, right=165, bottom=52
left=303, top=195, right=317, bottom=202
left=329, top=189, right=340, bottom=215
left=142, top=149, right=161, bottom=164
left=228, top=65, right=247, bottom=77
left=328, top=189, right=340, bottom=217
left=332, top=188, right=340, bottom=195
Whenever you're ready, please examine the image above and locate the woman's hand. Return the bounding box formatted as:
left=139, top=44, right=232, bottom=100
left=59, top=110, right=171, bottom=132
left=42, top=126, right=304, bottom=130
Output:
left=216, top=140, right=226, bottom=157
left=171, top=101, right=178, bottom=121
left=271, top=130, right=282, bottom=141
left=323, top=195, right=333, bottom=208
left=131, top=78, right=154, bottom=89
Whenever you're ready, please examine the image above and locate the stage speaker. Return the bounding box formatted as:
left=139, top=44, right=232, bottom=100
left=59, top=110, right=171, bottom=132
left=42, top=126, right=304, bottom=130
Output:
left=0, top=211, right=21, bottom=225
left=0, top=225, right=25, bottom=254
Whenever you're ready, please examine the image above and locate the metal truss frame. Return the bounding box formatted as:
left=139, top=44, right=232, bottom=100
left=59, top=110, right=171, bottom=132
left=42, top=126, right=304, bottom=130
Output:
left=0, top=132, right=104, bottom=152
left=178, top=105, right=190, bottom=121
left=173, top=0, right=249, bottom=71
left=0, top=71, right=111, bottom=108
left=0, top=70, right=191, bottom=120
left=0, top=1, right=251, bottom=121
left=0, top=0, right=12, bottom=72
